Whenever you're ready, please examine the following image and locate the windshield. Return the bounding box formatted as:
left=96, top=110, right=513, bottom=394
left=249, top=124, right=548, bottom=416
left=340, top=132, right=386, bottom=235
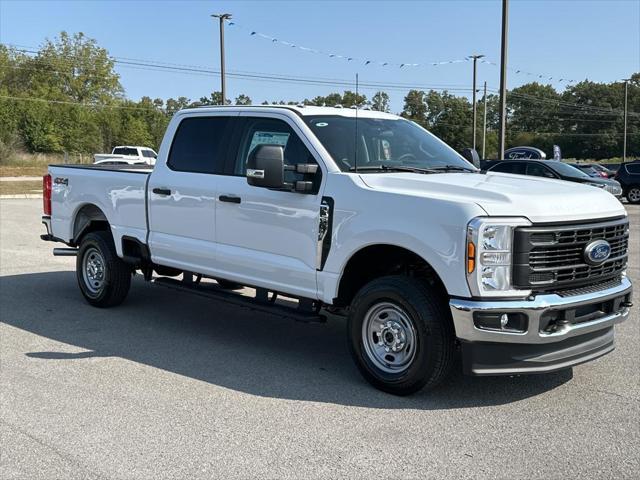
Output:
left=304, top=116, right=475, bottom=172
left=548, top=161, right=591, bottom=179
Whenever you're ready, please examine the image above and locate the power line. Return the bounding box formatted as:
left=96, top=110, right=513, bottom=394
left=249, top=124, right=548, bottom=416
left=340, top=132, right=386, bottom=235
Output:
left=3, top=43, right=638, bottom=120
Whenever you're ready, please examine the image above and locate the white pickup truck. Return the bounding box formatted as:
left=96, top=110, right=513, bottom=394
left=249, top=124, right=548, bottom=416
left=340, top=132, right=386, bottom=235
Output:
left=41, top=106, right=633, bottom=395
left=94, top=145, right=157, bottom=165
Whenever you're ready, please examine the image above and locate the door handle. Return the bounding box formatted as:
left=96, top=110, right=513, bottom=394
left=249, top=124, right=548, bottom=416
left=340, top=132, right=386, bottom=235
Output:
left=153, top=187, right=172, bottom=196
left=219, top=195, right=241, bottom=204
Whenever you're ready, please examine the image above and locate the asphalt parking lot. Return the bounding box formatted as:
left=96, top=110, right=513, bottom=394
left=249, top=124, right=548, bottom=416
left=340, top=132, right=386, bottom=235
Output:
left=1, top=199, right=638, bottom=479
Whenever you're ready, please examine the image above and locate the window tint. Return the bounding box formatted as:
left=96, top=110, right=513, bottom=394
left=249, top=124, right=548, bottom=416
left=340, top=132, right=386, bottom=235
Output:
left=490, top=162, right=525, bottom=174
left=168, top=116, right=231, bottom=174
left=235, top=118, right=319, bottom=185
left=527, top=163, right=556, bottom=178
left=626, top=164, right=640, bottom=174
left=113, top=147, right=138, bottom=156
left=141, top=149, right=156, bottom=158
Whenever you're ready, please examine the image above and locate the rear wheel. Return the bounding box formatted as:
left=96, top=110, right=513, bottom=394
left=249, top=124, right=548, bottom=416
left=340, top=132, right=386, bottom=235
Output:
left=347, top=275, right=455, bottom=395
left=626, top=186, right=640, bottom=204
left=76, top=231, right=131, bottom=307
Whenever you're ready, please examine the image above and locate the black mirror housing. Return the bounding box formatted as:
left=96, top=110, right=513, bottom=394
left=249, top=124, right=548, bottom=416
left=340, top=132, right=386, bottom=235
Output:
left=247, top=144, right=285, bottom=189
left=461, top=148, right=481, bottom=168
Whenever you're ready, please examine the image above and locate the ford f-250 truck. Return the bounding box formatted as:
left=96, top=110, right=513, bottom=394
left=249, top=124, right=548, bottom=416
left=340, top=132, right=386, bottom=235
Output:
left=41, top=106, right=633, bottom=395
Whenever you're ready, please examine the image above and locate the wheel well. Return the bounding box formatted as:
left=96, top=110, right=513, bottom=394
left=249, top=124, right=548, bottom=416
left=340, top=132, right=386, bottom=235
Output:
left=72, top=204, right=109, bottom=245
left=335, top=245, right=447, bottom=307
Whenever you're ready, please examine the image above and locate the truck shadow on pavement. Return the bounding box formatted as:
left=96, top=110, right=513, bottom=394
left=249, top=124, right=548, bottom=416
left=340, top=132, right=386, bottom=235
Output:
left=2, top=271, right=573, bottom=409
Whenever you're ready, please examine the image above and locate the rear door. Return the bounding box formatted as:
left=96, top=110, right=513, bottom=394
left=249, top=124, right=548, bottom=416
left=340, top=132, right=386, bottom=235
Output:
left=213, top=113, right=325, bottom=299
left=147, top=113, right=237, bottom=273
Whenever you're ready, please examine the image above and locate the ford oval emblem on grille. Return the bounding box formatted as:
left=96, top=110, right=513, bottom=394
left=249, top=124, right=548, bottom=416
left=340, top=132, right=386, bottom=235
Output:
left=583, top=239, right=611, bottom=265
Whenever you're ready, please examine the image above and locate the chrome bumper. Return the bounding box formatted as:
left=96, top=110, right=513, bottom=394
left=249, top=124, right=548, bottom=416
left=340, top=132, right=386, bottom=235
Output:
left=449, top=277, right=632, bottom=375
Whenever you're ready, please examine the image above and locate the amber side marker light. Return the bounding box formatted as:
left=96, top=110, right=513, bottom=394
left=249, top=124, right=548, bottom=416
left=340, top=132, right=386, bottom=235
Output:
left=467, top=241, right=476, bottom=274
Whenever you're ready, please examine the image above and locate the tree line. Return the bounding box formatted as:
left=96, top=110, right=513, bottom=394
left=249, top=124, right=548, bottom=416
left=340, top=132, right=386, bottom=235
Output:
left=1, top=32, right=638, bottom=161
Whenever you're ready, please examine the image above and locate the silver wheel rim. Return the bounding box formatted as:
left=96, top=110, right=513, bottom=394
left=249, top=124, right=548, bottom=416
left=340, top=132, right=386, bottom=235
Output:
left=629, top=188, right=640, bottom=202
left=82, top=247, right=106, bottom=295
left=361, top=302, right=418, bottom=374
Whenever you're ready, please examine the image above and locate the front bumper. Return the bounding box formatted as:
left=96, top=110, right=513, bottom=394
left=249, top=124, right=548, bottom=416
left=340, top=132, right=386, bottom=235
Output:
left=449, top=277, right=632, bottom=375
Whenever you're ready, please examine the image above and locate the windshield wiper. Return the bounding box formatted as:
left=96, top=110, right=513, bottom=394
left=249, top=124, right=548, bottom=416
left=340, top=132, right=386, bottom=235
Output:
left=349, top=165, right=439, bottom=174
left=429, top=165, right=477, bottom=173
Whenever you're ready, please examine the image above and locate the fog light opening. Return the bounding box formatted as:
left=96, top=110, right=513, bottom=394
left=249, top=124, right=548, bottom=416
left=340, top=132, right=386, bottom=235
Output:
left=473, top=312, right=528, bottom=333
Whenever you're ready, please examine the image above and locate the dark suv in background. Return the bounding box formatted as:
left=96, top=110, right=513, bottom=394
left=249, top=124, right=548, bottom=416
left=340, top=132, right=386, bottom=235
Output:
left=484, top=159, right=623, bottom=198
left=614, top=161, right=640, bottom=204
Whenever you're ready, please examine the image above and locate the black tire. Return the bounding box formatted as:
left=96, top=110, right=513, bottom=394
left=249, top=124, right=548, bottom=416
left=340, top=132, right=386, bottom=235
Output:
left=76, top=230, right=131, bottom=308
left=216, top=279, right=243, bottom=290
left=347, top=275, right=455, bottom=395
left=626, top=186, right=640, bottom=204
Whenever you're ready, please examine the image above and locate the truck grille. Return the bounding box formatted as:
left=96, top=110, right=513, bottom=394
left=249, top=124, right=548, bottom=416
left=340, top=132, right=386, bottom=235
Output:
left=513, top=217, right=629, bottom=292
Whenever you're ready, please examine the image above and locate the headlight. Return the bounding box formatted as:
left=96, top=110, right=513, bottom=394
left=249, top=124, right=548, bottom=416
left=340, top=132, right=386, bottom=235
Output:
left=586, top=182, right=606, bottom=189
left=466, top=217, right=532, bottom=297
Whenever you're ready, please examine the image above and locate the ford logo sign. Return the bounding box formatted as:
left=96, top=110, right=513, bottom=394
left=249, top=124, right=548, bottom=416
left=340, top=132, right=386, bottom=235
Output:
left=583, top=239, right=611, bottom=265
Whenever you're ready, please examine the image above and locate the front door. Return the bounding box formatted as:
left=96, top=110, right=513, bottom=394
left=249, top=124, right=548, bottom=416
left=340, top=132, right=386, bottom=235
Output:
left=214, top=113, right=325, bottom=299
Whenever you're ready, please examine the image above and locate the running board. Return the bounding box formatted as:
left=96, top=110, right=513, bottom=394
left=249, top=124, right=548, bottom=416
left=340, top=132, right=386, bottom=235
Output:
left=53, top=247, right=78, bottom=256
left=152, top=277, right=326, bottom=323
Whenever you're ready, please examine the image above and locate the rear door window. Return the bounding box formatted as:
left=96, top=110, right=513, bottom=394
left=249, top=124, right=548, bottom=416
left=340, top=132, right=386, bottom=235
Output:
left=113, top=147, right=139, bottom=156
left=168, top=116, right=233, bottom=174
left=490, top=162, right=525, bottom=174
left=626, top=164, right=640, bottom=174
left=527, top=163, right=557, bottom=178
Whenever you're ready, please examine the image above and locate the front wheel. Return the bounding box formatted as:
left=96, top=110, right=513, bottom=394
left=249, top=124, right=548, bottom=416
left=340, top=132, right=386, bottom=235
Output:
left=626, top=186, right=640, bottom=204
left=347, top=276, right=455, bottom=395
left=76, top=231, right=131, bottom=307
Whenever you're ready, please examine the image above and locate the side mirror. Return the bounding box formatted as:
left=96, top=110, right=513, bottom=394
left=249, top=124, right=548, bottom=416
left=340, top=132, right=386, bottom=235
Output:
left=461, top=148, right=481, bottom=169
left=247, top=144, right=285, bottom=189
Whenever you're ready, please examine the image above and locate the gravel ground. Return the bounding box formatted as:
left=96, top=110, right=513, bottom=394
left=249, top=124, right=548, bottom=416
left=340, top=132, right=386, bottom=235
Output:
left=1, top=199, right=638, bottom=479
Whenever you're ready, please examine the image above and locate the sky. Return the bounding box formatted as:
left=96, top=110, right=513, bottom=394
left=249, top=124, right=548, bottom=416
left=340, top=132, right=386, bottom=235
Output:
left=0, top=0, right=638, bottom=112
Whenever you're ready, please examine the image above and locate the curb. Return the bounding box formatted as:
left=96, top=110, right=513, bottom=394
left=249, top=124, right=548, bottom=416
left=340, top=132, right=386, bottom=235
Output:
left=0, top=176, right=42, bottom=182
left=0, top=194, right=43, bottom=199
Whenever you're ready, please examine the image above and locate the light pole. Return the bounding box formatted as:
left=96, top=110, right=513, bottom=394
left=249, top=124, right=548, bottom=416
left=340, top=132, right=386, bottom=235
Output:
left=211, top=13, right=232, bottom=105
left=623, top=78, right=630, bottom=162
left=470, top=54, right=485, bottom=151
left=498, top=0, right=509, bottom=159
left=482, top=81, right=488, bottom=159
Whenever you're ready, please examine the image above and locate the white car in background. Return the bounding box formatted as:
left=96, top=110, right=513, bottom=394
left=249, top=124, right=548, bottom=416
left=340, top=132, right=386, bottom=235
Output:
left=94, top=146, right=157, bottom=165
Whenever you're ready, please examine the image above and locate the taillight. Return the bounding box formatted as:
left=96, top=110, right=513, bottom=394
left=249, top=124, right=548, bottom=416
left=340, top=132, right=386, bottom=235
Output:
left=43, top=174, right=52, bottom=215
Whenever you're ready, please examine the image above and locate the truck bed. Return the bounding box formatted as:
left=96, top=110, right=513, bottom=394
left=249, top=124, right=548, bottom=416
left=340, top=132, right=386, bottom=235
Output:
left=48, top=163, right=151, bottom=256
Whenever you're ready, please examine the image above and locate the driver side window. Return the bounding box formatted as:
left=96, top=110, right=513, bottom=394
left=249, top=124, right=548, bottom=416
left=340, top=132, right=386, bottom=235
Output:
left=235, top=117, right=321, bottom=188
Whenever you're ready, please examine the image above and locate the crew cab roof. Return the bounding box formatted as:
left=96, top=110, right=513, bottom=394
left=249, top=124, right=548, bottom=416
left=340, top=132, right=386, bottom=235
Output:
left=178, top=105, right=400, bottom=120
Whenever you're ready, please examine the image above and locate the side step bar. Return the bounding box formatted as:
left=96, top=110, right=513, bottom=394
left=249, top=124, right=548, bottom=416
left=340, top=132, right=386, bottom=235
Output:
left=53, top=247, right=78, bottom=256
left=152, top=276, right=327, bottom=324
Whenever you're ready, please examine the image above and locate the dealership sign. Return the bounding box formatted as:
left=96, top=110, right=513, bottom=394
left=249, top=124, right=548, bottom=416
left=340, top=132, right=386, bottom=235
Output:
left=504, top=146, right=547, bottom=160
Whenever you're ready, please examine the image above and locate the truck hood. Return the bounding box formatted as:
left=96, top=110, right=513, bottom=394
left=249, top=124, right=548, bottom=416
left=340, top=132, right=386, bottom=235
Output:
left=359, top=171, right=626, bottom=223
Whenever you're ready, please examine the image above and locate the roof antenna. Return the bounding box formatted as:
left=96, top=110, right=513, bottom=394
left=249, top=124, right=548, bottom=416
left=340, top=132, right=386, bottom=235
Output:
left=354, top=73, right=359, bottom=173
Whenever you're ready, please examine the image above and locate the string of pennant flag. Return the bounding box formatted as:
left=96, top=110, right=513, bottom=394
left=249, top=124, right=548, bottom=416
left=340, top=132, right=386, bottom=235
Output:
left=227, top=21, right=577, bottom=84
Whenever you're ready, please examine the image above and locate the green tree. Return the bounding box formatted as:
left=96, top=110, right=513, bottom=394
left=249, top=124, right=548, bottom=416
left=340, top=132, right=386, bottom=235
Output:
left=235, top=94, right=252, bottom=105
left=425, top=91, right=472, bottom=152
left=341, top=90, right=367, bottom=108
left=401, top=90, right=427, bottom=123
left=198, top=91, right=231, bottom=106
left=165, top=96, right=191, bottom=115
left=30, top=31, right=123, bottom=104
left=371, top=91, right=390, bottom=112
